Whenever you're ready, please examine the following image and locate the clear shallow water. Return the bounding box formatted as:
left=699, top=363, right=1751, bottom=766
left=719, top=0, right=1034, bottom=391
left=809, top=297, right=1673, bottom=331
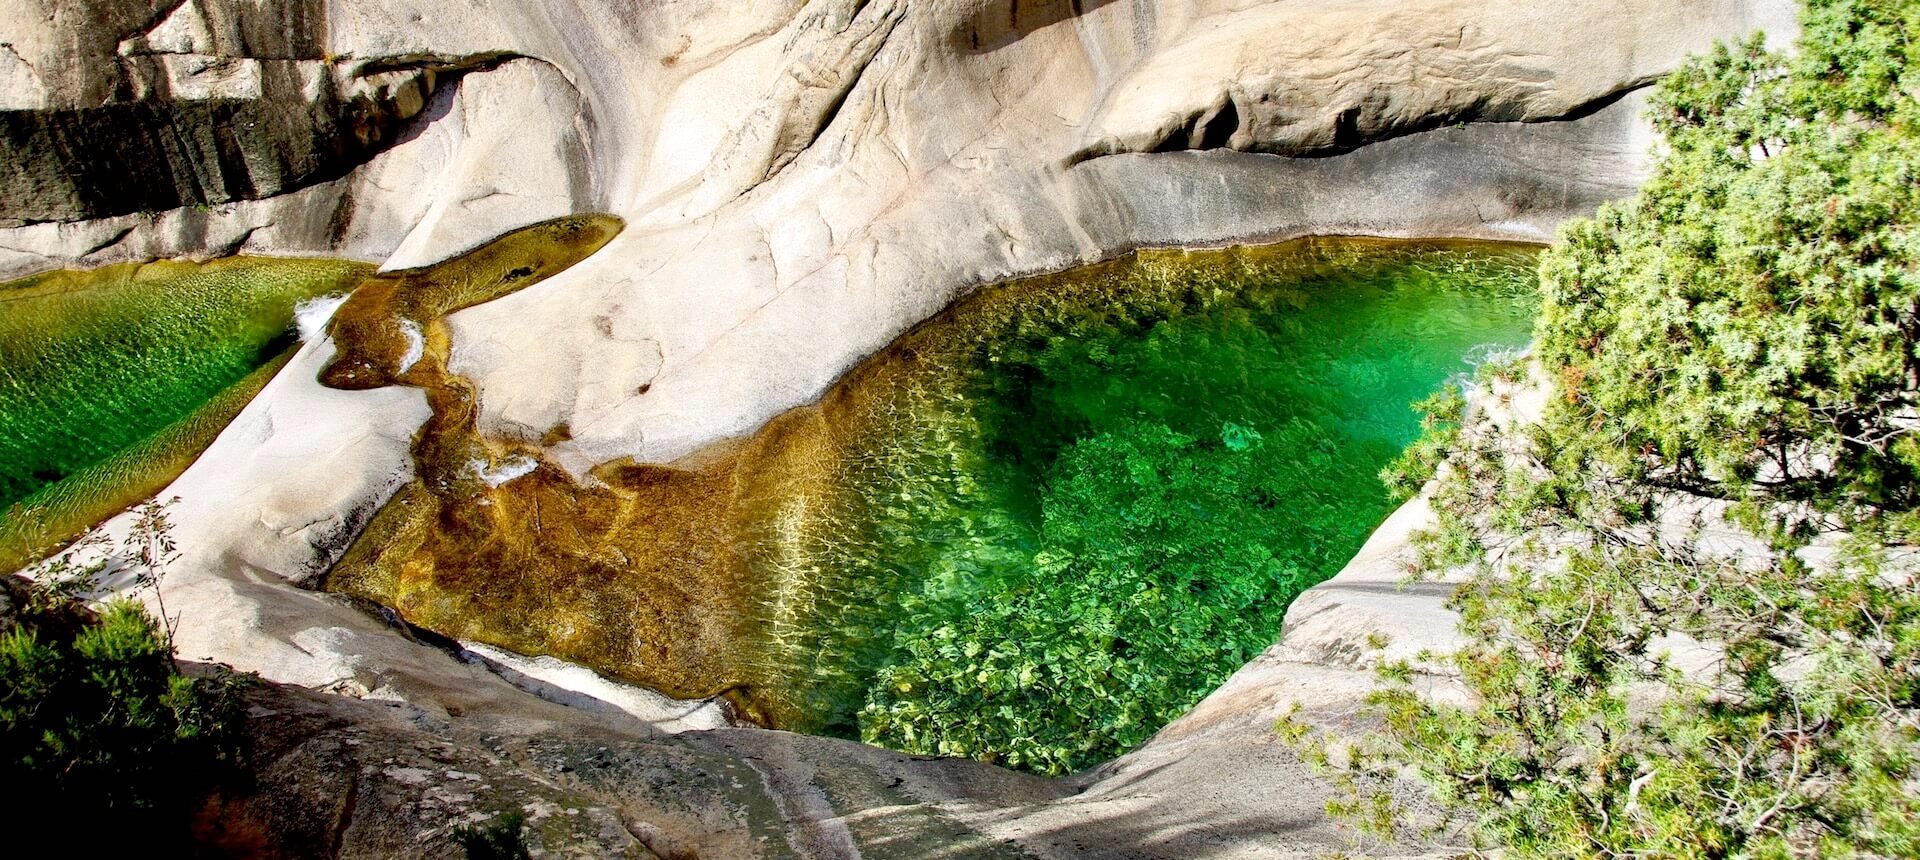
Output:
left=790, top=239, right=1541, bottom=770
left=322, top=235, right=1540, bottom=773
left=0, top=257, right=370, bottom=566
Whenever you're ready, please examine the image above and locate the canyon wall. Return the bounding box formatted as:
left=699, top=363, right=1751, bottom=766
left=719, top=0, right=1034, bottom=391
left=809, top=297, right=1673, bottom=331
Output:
left=0, top=1, right=1797, bottom=855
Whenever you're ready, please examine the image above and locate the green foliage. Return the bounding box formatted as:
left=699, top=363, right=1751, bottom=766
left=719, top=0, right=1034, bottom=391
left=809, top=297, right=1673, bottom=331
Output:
left=0, top=596, right=249, bottom=840
left=1380, top=384, right=1467, bottom=502
left=1534, top=0, right=1920, bottom=529
left=1305, top=2, right=1920, bottom=855
left=454, top=811, right=532, bottom=860
left=2, top=500, right=247, bottom=845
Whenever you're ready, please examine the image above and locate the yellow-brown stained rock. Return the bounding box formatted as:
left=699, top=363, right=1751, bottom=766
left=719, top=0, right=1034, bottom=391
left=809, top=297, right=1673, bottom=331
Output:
left=323, top=234, right=1536, bottom=731
left=321, top=213, right=809, bottom=722
left=319, top=214, right=624, bottom=390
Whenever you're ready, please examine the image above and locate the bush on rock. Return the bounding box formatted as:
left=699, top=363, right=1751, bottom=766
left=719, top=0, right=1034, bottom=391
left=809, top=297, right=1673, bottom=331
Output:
left=1315, top=1, right=1920, bottom=856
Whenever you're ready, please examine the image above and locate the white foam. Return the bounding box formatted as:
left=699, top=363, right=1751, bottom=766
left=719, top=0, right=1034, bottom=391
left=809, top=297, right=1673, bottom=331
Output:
left=1463, top=342, right=1530, bottom=369
left=397, top=319, right=425, bottom=372
left=293, top=293, right=350, bottom=341
left=474, top=454, right=539, bottom=487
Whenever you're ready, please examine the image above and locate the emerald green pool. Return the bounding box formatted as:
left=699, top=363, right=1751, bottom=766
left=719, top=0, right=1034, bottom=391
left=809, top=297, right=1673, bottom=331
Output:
left=0, top=257, right=370, bottom=566
left=797, top=239, right=1541, bottom=771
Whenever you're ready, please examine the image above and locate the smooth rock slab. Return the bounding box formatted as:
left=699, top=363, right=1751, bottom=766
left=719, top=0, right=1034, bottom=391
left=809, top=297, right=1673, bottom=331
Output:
left=2, top=1, right=1799, bottom=855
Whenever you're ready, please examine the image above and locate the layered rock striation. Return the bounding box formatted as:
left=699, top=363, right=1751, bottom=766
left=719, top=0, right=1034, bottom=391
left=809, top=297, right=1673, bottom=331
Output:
left=0, top=0, right=525, bottom=224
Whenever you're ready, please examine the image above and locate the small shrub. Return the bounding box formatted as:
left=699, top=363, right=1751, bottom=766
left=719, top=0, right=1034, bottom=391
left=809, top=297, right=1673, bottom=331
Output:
left=1300, top=2, right=1920, bottom=856
left=454, top=811, right=532, bottom=860
left=1379, top=384, right=1466, bottom=502
left=1, top=595, right=249, bottom=842
left=2, top=499, right=247, bottom=847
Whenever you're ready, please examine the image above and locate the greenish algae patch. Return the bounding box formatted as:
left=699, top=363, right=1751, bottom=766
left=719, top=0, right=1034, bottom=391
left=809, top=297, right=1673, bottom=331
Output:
left=0, top=256, right=372, bottom=568
left=0, top=351, right=295, bottom=572
left=324, top=234, right=1540, bottom=771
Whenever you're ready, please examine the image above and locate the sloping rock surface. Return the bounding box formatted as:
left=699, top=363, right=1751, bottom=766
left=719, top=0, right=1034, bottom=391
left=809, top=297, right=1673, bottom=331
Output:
left=1, top=0, right=1796, bottom=856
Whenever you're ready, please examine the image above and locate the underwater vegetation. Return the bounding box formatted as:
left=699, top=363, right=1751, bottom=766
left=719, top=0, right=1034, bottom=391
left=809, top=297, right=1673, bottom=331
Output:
left=0, top=257, right=372, bottom=569
left=325, top=233, right=1538, bottom=772
left=830, top=239, right=1538, bottom=771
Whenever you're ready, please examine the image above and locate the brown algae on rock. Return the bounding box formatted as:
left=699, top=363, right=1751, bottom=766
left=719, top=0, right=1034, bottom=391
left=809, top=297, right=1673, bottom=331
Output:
left=319, top=213, right=803, bottom=720
left=323, top=235, right=1542, bottom=747
left=319, top=214, right=625, bottom=390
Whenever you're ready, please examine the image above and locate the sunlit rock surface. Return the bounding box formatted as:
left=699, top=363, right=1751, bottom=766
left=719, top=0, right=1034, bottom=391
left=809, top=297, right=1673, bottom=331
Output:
left=318, top=235, right=1538, bottom=771
left=1, top=0, right=1799, bottom=855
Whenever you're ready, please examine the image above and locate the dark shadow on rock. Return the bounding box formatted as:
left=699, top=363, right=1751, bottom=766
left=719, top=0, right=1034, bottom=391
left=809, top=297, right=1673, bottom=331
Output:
left=955, top=0, right=1126, bottom=54
left=386, top=69, right=463, bottom=151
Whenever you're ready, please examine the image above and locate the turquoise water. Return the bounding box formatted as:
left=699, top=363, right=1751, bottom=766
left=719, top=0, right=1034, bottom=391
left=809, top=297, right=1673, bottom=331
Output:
left=776, top=239, right=1542, bottom=772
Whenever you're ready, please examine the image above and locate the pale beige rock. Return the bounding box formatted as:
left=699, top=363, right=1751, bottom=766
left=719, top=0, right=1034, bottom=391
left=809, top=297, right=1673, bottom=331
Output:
left=0, top=1, right=1802, bottom=855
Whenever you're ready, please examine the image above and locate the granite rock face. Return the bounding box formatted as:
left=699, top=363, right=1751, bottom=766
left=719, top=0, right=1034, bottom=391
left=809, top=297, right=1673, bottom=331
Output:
left=1, top=1, right=1797, bottom=856
left=0, top=0, right=517, bottom=223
